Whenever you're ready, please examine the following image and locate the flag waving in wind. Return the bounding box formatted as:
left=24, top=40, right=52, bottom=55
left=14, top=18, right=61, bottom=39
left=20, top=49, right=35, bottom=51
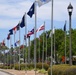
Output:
left=14, top=40, right=20, bottom=47
left=20, top=15, right=25, bottom=28
left=7, top=33, right=10, bottom=40
left=27, top=28, right=34, bottom=36
left=9, top=29, right=13, bottom=35
left=27, top=3, right=35, bottom=18
left=37, top=0, right=51, bottom=7
left=36, top=24, right=45, bottom=32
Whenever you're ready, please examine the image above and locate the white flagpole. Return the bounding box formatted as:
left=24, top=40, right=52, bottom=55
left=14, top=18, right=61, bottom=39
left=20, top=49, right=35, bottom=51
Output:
left=28, top=36, right=30, bottom=64
left=10, top=35, right=12, bottom=69
left=24, top=13, right=27, bottom=75
left=39, top=35, right=40, bottom=62
left=24, top=13, right=26, bottom=63
left=46, top=31, right=47, bottom=63
left=14, top=30, right=16, bottom=69
left=7, top=39, right=9, bottom=69
left=51, top=0, right=53, bottom=75
left=42, top=21, right=45, bottom=69
left=22, top=39, right=25, bottom=63
left=34, top=1, right=37, bottom=75
left=54, top=27, right=55, bottom=65
left=19, top=22, right=21, bottom=70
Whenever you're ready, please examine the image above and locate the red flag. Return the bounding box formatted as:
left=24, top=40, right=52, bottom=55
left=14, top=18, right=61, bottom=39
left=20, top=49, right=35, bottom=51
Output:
left=20, top=45, right=24, bottom=49
left=1, top=40, right=5, bottom=46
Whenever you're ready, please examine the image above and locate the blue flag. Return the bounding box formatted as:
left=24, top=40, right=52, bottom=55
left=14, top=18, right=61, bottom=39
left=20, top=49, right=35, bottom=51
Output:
left=27, top=3, right=35, bottom=18
left=64, top=21, right=66, bottom=31
left=14, top=43, right=17, bottom=47
left=9, top=29, right=13, bottom=35
left=20, top=15, right=25, bottom=28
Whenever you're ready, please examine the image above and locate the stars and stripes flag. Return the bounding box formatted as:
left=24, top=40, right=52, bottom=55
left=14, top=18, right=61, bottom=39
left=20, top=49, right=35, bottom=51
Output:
left=27, top=28, right=34, bottom=36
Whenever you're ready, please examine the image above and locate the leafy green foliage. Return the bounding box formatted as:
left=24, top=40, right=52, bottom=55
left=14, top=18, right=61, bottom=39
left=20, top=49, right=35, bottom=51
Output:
left=30, top=29, right=76, bottom=62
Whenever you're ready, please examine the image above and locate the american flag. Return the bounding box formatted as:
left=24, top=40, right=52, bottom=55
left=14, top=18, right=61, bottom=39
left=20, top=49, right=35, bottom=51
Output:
left=27, top=28, right=34, bottom=36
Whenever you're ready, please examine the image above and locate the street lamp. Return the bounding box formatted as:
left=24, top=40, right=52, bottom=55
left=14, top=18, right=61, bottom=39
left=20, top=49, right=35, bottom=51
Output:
left=67, top=3, right=73, bottom=66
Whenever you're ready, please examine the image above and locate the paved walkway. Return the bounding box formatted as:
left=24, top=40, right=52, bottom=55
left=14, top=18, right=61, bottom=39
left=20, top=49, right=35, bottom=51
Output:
left=0, top=69, right=46, bottom=75
left=0, top=71, right=10, bottom=75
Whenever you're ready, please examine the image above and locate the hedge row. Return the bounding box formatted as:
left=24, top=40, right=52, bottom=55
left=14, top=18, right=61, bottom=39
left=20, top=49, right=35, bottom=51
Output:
left=0, top=63, right=49, bottom=71
left=48, top=64, right=76, bottom=75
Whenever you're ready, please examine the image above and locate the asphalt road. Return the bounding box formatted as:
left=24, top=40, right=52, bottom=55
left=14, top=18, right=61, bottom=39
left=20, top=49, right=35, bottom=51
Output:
left=0, top=71, right=10, bottom=75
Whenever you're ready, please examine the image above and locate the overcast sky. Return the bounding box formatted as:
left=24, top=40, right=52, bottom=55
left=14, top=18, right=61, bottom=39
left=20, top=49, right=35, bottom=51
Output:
left=0, top=0, right=76, bottom=47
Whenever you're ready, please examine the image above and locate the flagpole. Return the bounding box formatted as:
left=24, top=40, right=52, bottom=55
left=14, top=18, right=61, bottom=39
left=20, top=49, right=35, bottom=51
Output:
left=28, top=36, right=30, bottom=64
left=22, top=39, right=24, bottom=62
left=51, top=0, right=53, bottom=75
left=34, top=1, right=37, bottom=75
left=7, top=39, right=9, bottom=69
left=42, top=21, right=45, bottom=69
left=24, top=13, right=26, bottom=63
left=10, top=35, right=12, bottom=69
left=24, top=12, right=27, bottom=75
left=46, top=31, right=47, bottom=63
left=19, top=22, right=21, bottom=70
left=39, top=36, right=40, bottom=62
left=54, top=27, right=55, bottom=65
left=65, top=21, right=66, bottom=64
left=14, top=30, right=16, bottom=69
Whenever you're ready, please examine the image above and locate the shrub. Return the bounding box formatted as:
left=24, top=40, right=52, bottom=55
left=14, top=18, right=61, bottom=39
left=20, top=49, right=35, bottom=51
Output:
left=48, top=64, right=76, bottom=75
left=20, top=64, right=25, bottom=70
left=65, top=68, right=76, bottom=75
left=36, top=63, right=42, bottom=69
left=27, top=63, right=34, bottom=70
left=36, top=63, right=49, bottom=70
left=43, top=63, right=49, bottom=70
left=15, top=64, right=20, bottom=70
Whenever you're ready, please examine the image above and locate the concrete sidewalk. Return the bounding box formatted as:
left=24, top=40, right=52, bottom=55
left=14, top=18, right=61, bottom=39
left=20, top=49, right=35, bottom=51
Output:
left=0, top=69, right=46, bottom=75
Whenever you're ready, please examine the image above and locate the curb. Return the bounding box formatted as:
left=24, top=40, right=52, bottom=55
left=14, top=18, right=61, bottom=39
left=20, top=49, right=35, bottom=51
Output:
left=0, top=69, right=16, bottom=75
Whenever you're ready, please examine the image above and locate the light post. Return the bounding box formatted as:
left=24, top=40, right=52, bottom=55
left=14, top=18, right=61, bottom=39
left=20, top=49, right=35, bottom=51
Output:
left=67, top=3, right=73, bottom=66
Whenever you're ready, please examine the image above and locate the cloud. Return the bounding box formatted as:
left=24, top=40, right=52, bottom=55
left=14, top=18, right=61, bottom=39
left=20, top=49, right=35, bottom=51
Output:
left=0, top=0, right=76, bottom=29
left=53, top=0, right=76, bottom=21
